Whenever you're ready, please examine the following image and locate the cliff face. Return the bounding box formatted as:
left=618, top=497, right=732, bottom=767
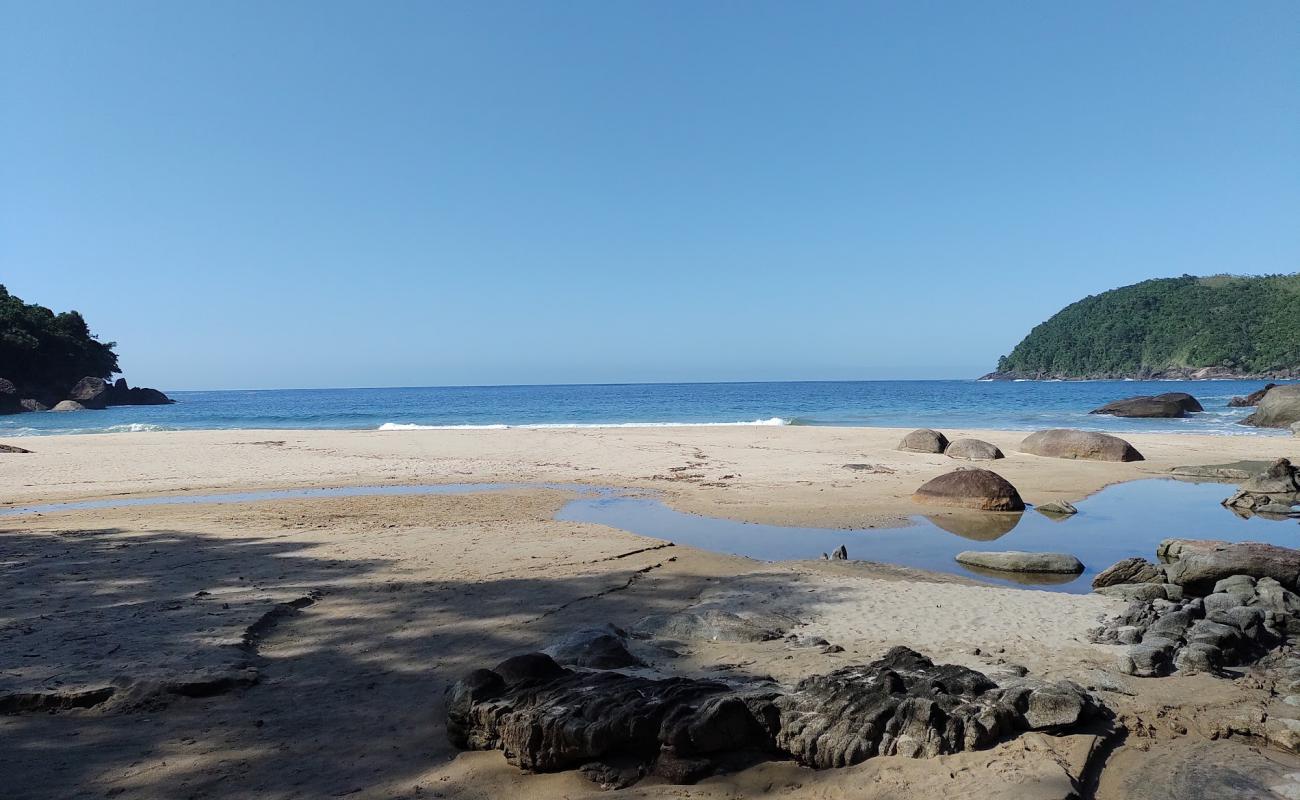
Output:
left=986, top=275, right=1300, bottom=380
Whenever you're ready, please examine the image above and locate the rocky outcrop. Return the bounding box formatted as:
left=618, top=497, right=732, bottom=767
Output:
left=1229, top=383, right=1276, bottom=407
left=1169, top=460, right=1272, bottom=480
left=1157, top=539, right=1300, bottom=595
left=897, top=429, right=949, bottom=454
left=911, top=468, right=1025, bottom=511
left=1153, top=392, right=1204, bottom=413
left=1092, top=557, right=1165, bottom=589
left=1019, top=429, right=1144, bottom=462
left=68, top=377, right=110, bottom=409
left=955, top=551, right=1083, bottom=574
left=1243, top=384, right=1300, bottom=428
left=1090, top=396, right=1188, bottom=418
left=0, top=376, right=172, bottom=415
left=944, top=438, right=1003, bottom=460
left=106, top=378, right=173, bottom=406
left=446, top=645, right=1101, bottom=787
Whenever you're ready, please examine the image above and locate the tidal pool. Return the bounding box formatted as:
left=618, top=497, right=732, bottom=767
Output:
left=4, top=479, right=1295, bottom=593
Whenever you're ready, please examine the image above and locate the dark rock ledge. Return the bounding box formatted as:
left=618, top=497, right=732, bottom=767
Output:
left=446, top=643, right=1100, bottom=789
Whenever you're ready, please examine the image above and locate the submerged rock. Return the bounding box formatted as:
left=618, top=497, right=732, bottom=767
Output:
left=912, top=468, right=1025, bottom=512
left=897, top=428, right=949, bottom=454
left=955, top=551, right=1084, bottom=574
left=446, top=645, right=1101, bottom=786
left=1019, top=429, right=1144, bottom=462
left=944, top=438, right=1004, bottom=460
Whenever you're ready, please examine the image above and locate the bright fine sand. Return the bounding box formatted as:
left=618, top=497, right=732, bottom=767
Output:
left=3, top=426, right=1299, bottom=799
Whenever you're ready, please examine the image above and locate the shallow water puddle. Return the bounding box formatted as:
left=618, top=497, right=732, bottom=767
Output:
left=3, top=479, right=1295, bottom=593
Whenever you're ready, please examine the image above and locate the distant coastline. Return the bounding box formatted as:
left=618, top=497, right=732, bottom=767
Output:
left=979, top=367, right=1300, bottom=382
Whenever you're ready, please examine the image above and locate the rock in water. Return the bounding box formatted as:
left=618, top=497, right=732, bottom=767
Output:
left=51, top=400, right=86, bottom=412
left=912, top=468, right=1025, bottom=511
left=446, top=645, right=1100, bottom=785
left=955, top=551, right=1084, bottom=574
left=1090, top=396, right=1188, bottom=418
left=1092, top=557, right=1164, bottom=588
left=1243, top=384, right=1300, bottom=428
left=1035, top=499, right=1077, bottom=516
left=830, top=545, right=848, bottom=560
left=944, top=438, right=1004, bottom=460
left=1152, top=392, right=1204, bottom=413
left=1228, top=383, right=1275, bottom=407
left=1019, top=429, right=1144, bottom=462
left=67, top=377, right=110, bottom=409
left=897, top=428, right=949, bottom=454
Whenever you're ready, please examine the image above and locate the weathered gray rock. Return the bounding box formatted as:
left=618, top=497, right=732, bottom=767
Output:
left=68, top=377, right=110, bottom=410
left=447, top=645, right=1102, bottom=786
left=955, top=550, right=1083, bottom=574
left=1019, top=429, right=1144, bottom=462
left=1241, top=458, right=1300, bottom=494
left=1242, top=384, right=1300, bottom=428
left=944, top=438, right=1004, bottom=460
left=1157, top=538, right=1300, bottom=594
left=542, top=624, right=642, bottom=669
left=1093, top=557, right=1165, bottom=589
left=897, top=428, right=949, bottom=454
left=1035, top=499, right=1077, bottom=516
left=1228, top=383, right=1276, bottom=407
left=630, top=609, right=783, bottom=643
left=51, top=400, right=86, bottom=412
left=1090, top=396, right=1188, bottom=418
left=1096, top=583, right=1171, bottom=601
left=912, top=468, right=1025, bottom=512
left=1169, top=460, right=1273, bottom=480
left=18, top=398, right=47, bottom=412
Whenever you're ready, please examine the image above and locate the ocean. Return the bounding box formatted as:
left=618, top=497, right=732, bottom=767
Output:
left=2, top=379, right=1292, bottom=437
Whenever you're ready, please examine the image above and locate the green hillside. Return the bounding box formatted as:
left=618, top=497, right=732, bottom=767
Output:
left=991, top=275, right=1300, bottom=379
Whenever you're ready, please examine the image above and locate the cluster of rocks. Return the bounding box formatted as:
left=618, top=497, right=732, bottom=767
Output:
left=1241, top=384, right=1300, bottom=430
left=1230, top=383, right=1277, bottom=407
left=0, top=376, right=172, bottom=414
left=896, top=429, right=1004, bottom=461
left=1090, top=539, right=1300, bottom=676
left=1220, top=458, right=1300, bottom=517
left=1090, top=392, right=1203, bottom=418
left=447, top=641, right=1100, bottom=787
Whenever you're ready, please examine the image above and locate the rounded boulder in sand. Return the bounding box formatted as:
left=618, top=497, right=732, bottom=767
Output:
left=1019, top=429, right=1144, bottom=462
left=945, top=438, right=1004, bottom=461
left=912, top=468, right=1025, bottom=511
left=956, top=550, right=1084, bottom=574
left=897, top=428, right=949, bottom=454
left=1243, top=385, right=1300, bottom=429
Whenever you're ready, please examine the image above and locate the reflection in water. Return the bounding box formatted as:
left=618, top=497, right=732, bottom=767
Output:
left=923, top=512, right=1022, bottom=541
left=958, top=563, right=1082, bottom=587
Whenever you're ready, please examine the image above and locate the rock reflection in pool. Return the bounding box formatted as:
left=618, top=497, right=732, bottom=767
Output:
left=557, top=479, right=1300, bottom=594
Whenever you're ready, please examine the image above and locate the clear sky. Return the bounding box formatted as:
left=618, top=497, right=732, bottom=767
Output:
left=3, top=2, right=1297, bottom=390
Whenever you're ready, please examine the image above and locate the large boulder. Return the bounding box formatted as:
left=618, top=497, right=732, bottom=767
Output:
left=1019, top=429, right=1144, bottom=462
left=105, top=378, right=173, bottom=406
left=67, top=377, right=109, bottom=409
left=1243, top=384, right=1300, bottom=428
left=1240, top=458, right=1300, bottom=494
left=912, top=468, right=1025, bottom=511
left=897, top=428, right=949, bottom=454
left=51, top=400, right=86, bottom=412
left=1228, top=383, right=1276, bottom=407
left=1157, top=539, right=1300, bottom=595
left=1089, top=396, right=1187, bottom=418
left=955, top=551, right=1084, bottom=574
left=1092, top=557, right=1165, bottom=588
left=0, top=378, right=20, bottom=415
left=944, top=438, right=1004, bottom=460
left=1153, top=392, right=1204, bottom=413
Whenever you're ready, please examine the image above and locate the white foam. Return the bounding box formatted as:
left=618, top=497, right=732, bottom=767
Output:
left=377, top=417, right=792, bottom=431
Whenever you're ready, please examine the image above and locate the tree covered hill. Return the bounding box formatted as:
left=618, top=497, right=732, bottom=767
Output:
left=987, top=275, right=1300, bottom=380
left=0, top=284, right=119, bottom=394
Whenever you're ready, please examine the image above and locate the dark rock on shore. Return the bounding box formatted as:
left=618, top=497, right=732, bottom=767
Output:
left=944, top=438, right=1003, bottom=460
left=912, top=468, right=1025, bottom=512
left=0, top=443, right=32, bottom=453
left=897, top=428, right=949, bottom=454
left=1229, top=383, right=1276, bottom=407
left=1019, top=429, right=1144, bottom=462
left=1089, top=396, right=1188, bottom=418
left=0, top=376, right=172, bottom=415
left=1243, top=384, right=1300, bottom=428
left=106, top=378, right=173, bottom=406
left=446, top=645, right=1101, bottom=786
left=68, top=376, right=110, bottom=409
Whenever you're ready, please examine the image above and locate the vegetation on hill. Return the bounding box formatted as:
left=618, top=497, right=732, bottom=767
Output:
left=993, top=275, right=1300, bottom=379
left=0, top=284, right=119, bottom=392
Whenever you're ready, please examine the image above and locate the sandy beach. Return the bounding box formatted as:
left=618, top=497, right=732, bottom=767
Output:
left=3, top=426, right=1299, bottom=799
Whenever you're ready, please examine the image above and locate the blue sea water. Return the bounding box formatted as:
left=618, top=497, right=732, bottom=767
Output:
left=2, top=379, right=1294, bottom=437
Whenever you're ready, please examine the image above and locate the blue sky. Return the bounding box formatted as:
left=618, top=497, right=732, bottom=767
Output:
left=3, top=2, right=1297, bottom=389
